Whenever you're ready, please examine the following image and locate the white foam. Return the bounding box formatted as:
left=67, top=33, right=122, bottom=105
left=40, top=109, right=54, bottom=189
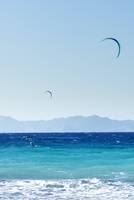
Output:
left=0, top=179, right=134, bottom=200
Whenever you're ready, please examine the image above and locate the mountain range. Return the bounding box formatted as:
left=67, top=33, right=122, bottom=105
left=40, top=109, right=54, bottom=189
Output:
left=0, top=115, right=134, bottom=132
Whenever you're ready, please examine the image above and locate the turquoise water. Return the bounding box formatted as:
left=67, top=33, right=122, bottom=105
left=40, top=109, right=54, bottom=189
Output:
left=0, top=133, right=134, bottom=199
left=1, top=145, right=134, bottom=181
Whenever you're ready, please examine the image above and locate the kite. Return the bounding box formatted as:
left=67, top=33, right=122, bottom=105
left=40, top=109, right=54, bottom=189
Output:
left=45, top=90, right=53, bottom=98
left=102, top=37, right=121, bottom=58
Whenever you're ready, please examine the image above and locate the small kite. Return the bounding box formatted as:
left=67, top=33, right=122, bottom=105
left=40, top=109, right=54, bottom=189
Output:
left=45, top=90, right=53, bottom=99
left=102, top=37, right=121, bottom=58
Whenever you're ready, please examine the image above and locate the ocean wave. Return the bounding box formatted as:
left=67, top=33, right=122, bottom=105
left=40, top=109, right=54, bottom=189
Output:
left=0, top=178, right=134, bottom=200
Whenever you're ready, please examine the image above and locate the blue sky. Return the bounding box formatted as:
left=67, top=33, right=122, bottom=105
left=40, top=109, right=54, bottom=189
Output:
left=0, top=0, right=134, bottom=120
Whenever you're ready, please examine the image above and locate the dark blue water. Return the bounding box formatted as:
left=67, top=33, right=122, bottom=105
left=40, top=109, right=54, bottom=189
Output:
left=1, top=132, right=134, bottom=147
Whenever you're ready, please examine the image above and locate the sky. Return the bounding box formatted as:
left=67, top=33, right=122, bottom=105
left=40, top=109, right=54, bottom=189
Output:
left=0, top=0, right=134, bottom=120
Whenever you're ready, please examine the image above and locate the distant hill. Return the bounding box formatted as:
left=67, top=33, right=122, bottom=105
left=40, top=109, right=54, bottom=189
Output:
left=0, top=115, right=134, bottom=132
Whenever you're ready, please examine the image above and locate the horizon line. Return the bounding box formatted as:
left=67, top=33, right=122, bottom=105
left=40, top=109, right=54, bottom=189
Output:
left=0, top=114, right=133, bottom=122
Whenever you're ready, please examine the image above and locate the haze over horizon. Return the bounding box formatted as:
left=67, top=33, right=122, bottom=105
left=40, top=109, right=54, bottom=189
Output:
left=0, top=1, right=134, bottom=120
left=0, top=114, right=134, bottom=122
left=0, top=114, right=134, bottom=132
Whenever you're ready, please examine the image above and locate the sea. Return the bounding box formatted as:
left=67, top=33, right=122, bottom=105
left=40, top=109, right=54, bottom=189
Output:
left=0, top=132, right=134, bottom=199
